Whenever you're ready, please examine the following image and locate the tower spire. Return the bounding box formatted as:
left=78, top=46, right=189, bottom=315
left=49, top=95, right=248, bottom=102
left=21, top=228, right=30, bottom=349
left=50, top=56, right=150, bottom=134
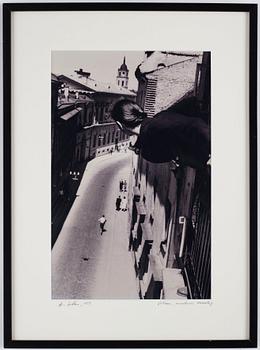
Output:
left=117, top=56, right=129, bottom=89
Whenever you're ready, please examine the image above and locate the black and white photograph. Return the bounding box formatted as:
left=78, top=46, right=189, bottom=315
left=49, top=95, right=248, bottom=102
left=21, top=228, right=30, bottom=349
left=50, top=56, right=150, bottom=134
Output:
left=51, top=50, right=211, bottom=300
left=4, top=3, right=257, bottom=346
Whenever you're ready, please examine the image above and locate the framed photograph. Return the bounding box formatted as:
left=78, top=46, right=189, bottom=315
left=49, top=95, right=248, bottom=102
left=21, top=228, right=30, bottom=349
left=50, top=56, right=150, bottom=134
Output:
left=3, top=2, right=257, bottom=348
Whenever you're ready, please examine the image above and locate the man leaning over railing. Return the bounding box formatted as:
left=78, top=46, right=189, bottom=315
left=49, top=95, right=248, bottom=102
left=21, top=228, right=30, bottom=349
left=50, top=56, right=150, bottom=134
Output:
left=111, top=97, right=210, bottom=169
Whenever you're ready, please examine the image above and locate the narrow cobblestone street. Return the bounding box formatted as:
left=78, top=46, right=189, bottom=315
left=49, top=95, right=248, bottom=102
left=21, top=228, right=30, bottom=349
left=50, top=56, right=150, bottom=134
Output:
left=52, top=152, right=138, bottom=299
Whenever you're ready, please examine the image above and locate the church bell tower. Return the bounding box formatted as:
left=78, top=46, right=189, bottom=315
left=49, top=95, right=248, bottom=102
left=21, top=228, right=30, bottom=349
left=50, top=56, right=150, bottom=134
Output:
left=117, top=57, right=129, bottom=88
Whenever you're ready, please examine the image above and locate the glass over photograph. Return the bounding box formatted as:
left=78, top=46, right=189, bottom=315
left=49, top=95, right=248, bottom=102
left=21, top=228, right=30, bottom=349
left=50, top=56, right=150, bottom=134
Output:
left=51, top=51, right=211, bottom=300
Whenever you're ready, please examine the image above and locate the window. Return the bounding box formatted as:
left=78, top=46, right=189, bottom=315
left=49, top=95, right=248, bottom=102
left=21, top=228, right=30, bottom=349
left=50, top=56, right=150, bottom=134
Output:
left=165, top=198, right=172, bottom=230
left=76, top=147, right=80, bottom=161
left=100, top=107, right=103, bottom=122
left=92, top=134, right=97, bottom=147
left=122, top=81, right=124, bottom=87
left=85, top=111, right=89, bottom=124
left=112, top=131, right=115, bottom=142
left=146, top=163, right=149, bottom=184
left=88, top=109, right=93, bottom=124
left=98, top=135, right=101, bottom=146
left=103, top=134, right=106, bottom=145
left=153, top=178, right=158, bottom=201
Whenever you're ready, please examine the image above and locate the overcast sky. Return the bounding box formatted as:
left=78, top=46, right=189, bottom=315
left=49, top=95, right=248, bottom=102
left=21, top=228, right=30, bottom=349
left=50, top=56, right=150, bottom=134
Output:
left=52, top=51, right=145, bottom=90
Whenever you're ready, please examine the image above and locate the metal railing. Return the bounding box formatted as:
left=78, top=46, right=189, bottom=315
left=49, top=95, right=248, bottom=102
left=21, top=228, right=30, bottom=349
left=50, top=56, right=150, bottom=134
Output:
left=182, top=168, right=211, bottom=299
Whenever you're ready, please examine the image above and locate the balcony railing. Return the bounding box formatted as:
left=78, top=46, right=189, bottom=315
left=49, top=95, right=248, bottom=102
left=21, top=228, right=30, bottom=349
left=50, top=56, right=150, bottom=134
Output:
left=182, top=168, right=211, bottom=299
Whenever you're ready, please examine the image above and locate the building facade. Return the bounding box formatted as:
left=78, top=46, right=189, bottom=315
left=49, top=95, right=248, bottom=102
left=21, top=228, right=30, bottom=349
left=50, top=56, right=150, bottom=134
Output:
left=58, top=65, right=136, bottom=161
left=52, top=60, right=136, bottom=245
left=128, top=51, right=211, bottom=299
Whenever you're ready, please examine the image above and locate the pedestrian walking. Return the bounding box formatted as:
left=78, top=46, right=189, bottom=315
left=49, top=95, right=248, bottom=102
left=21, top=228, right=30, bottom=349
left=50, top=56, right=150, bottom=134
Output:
left=121, top=196, right=127, bottom=212
left=98, top=215, right=107, bottom=235
left=116, top=196, right=122, bottom=211
left=124, top=180, right=127, bottom=192
left=119, top=180, right=123, bottom=192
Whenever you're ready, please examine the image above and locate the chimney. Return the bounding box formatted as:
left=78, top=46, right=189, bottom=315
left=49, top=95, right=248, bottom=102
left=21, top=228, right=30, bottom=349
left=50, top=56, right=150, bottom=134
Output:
left=75, top=68, right=91, bottom=80
left=145, top=51, right=154, bottom=58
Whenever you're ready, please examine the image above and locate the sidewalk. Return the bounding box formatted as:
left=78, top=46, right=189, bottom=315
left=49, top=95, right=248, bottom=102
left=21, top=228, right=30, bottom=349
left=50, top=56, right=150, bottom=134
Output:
left=51, top=160, right=87, bottom=247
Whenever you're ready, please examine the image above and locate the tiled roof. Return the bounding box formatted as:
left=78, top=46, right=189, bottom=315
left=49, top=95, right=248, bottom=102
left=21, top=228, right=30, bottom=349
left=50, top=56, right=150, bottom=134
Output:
left=59, top=73, right=135, bottom=96
left=85, top=78, right=135, bottom=96
left=138, top=51, right=202, bottom=75
left=51, top=73, right=59, bottom=81
left=162, top=51, right=202, bottom=56
left=58, top=74, right=94, bottom=92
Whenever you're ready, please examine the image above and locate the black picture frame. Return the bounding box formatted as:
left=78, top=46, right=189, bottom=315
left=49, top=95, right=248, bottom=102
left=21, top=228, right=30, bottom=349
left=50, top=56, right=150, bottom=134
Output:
left=3, top=2, right=257, bottom=348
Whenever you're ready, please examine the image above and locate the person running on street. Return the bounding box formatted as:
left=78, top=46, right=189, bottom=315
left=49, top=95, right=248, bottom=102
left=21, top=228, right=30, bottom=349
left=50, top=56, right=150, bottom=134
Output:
left=98, top=215, right=107, bottom=235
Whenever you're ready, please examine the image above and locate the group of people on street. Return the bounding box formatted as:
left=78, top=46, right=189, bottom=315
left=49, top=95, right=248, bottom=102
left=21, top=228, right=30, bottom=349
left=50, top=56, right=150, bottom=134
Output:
left=116, top=195, right=127, bottom=211
left=119, top=179, right=127, bottom=192
left=97, top=179, right=128, bottom=235
left=116, top=179, right=128, bottom=211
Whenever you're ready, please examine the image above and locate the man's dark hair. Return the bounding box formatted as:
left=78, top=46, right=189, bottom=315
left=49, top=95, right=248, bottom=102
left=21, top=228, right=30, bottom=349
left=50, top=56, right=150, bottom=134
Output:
left=111, top=99, right=147, bottom=128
